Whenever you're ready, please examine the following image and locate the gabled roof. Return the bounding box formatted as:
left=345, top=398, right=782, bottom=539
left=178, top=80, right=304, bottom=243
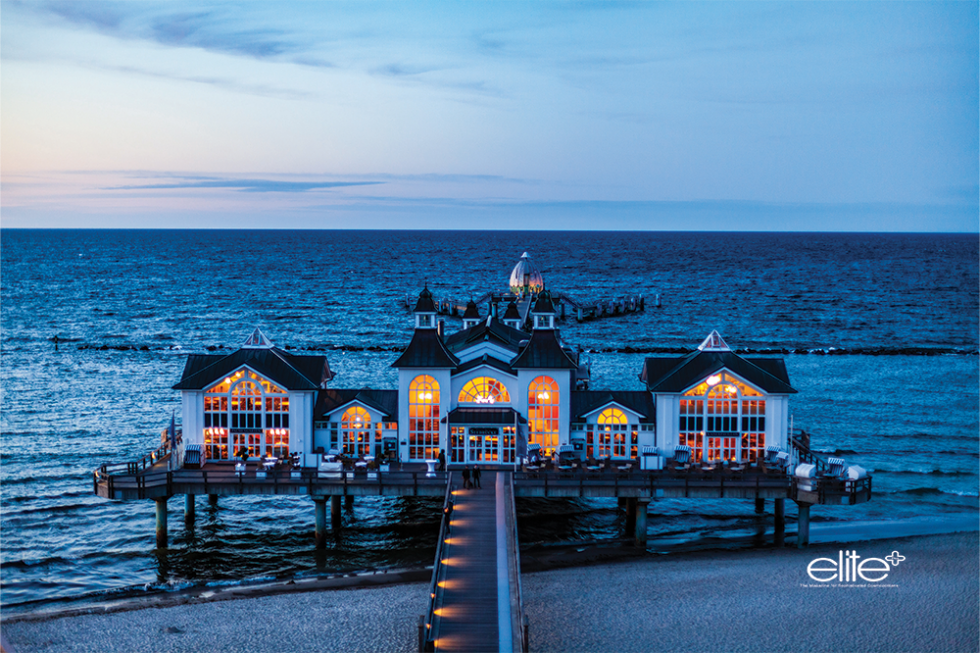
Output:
left=443, top=317, right=526, bottom=354
left=510, top=328, right=578, bottom=369
left=174, top=347, right=331, bottom=391
left=391, top=328, right=459, bottom=368
left=315, top=388, right=399, bottom=419
left=414, top=286, right=436, bottom=313
left=452, top=354, right=515, bottom=377
left=443, top=407, right=527, bottom=425
left=531, top=290, right=556, bottom=314
left=502, top=301, right=521, bottom=321
left=641, top=350, right=796, bottom=394
left=571, top=391, right=656, bottom=424
left=462, top=300, right=480, bottom=320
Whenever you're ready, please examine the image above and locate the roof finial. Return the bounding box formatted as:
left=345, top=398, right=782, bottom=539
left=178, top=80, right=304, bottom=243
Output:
left=242, top=327, right=274, bottom=349
left=697, top=330, right=730, bottom=352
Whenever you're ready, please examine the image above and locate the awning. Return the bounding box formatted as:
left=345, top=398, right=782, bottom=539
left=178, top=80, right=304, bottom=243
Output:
left=443, top=407, right=528, bottom=425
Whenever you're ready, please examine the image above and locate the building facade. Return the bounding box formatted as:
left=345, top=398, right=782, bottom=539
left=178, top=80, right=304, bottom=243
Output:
left=174, top=290, right=797, bottom=467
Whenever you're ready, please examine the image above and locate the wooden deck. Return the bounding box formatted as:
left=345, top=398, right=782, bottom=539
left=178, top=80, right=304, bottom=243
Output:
left=425, top=472, right=525, bottom=653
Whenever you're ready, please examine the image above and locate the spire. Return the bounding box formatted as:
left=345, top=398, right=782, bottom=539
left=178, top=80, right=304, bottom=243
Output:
left=697, top=330, right=731, bottom=352
left=531, top=290, right=557, bottom=330
left=413, top=286, right=437, bottom=329
left=242, top=327, right=274, bottom=349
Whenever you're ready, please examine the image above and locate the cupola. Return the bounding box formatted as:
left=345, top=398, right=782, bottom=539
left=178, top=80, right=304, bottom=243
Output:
left=531, top=290, right=557, bottom=330
left=413, top=285, right=437, bottom=329
left=461, top=299, right=481, bottom=330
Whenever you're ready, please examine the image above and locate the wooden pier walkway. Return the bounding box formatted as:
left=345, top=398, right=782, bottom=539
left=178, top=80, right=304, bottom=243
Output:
left=423, top=471, right=525, bottom=653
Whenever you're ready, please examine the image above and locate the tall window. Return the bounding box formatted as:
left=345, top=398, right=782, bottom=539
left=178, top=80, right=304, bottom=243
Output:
left=598, top=408, right=628, bottom=458
left=342, top=406, right=373, bottom=457
left=679, top=372, right=765, bottom=463
left=204, top=369, right=289, bottom=459
left=527, top=376, right=559, bottom=454
left=458, top=377, right=511, bottom=404
left=409, top=375, right=440, bottom=460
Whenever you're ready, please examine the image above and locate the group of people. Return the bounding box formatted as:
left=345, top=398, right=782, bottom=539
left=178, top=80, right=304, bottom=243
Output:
left=436, top=450, right=482, bottom=489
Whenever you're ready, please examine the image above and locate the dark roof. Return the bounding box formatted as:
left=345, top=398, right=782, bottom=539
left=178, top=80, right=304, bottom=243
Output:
left=315, top=388, right=399, bottom=419
left=510, top=329, right=578, bottom=369
left=174, top=348, right=331, bottom=391
left=443, top=408, right=527, bottom=425
left=502, top=301, right=521, bottom=321
left=462, top=300, right=480, bottom=320
left=571, top=391, right=656, bottom=424
left=414, top=286, right=436, bottom=313
left=641, top=351, right=797, bottom=394
left=391, top=328, right=459, bottom=368
left=443, top=318, right=526, bottom=355
left=452, top=354, right=515, bottom=377
left=532, top=290, right=556, bottom=314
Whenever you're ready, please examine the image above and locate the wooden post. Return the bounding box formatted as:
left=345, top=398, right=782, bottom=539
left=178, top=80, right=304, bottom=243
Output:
left=755, top=497, right=765, bottom=514
left=345, top=495, right=354, bottom=509
left=314, top=498, right=327, bottom=549
left=796, top=501, right=810, bottom=548
left=331, top=495, right=342, bottom=530
left=154, top=497, right=168, bottom=549
left=184, top=494, right=195, bottom=522
left=634, top=499, right=649, bottom=547
left=625, top=498, right=637, bottom=535
left=774, top=498, right=785, bottom=546
left=208, top=494, right=218, bottom=507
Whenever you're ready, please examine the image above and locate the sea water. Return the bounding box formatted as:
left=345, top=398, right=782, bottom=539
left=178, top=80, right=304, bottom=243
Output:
left=1, top=229, right=977, bottom=613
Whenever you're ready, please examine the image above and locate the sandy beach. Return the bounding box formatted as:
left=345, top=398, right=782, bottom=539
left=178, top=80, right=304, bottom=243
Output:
left=3, top=532, right=977, bottom=653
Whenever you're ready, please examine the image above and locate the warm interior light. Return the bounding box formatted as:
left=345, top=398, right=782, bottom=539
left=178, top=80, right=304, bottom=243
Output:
left=707, top=374, right=721, bottom=386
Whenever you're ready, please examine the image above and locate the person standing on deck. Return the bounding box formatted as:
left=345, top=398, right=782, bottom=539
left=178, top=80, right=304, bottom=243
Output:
left=462, top=466, right=472, bottom=489
left=472, top=464, right=482, bottom=489
left=437, top=450, right=446, bottom=471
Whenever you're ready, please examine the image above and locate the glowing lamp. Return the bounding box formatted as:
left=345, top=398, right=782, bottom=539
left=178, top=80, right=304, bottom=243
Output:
left=707, top=374, right=721, bottom=386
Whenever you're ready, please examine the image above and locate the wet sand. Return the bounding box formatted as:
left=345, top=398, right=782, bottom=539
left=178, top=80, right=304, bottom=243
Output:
left=3, top=532, right=977, bottom=653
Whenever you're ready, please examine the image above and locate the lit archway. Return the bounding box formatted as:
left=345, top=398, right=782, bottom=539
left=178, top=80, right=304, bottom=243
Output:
left=527, top=376, right=559, bottom=453
left=409, top=375, right=441, bottom=460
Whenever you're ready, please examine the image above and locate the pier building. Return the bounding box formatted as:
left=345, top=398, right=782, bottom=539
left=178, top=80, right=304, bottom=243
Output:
left=92, top=284, right=872, bottom=651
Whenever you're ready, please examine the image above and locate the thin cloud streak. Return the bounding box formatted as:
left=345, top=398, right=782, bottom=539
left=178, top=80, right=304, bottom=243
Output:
left=107, top=179, right=382, bottom=193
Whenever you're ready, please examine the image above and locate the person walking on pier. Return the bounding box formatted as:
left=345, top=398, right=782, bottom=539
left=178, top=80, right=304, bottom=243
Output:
left=472, top=464, right=482, bottom=489
left=437, top=450, right=446, bottom=471
left=462, top=466, right=472, bottom=489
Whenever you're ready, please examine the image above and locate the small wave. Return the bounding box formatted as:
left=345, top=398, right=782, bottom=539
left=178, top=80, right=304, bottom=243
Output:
left=1, top=556, right=72, bottom=570
left=894, top=487, right=980, bottom=498
left=875, top=469, right=976, bottom=477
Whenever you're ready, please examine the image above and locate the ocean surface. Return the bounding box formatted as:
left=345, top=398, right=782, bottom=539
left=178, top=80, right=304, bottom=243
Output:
left=1, top=229, right=977, bottom=614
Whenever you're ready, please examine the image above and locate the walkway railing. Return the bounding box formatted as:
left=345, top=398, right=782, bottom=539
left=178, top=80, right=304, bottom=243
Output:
left=419, top=475, right=456, bottom=652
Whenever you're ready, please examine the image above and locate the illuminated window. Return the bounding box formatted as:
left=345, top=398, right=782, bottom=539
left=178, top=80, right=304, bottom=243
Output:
left=527, top=376, right=559, bottom=454
left=203, top=368, right=289, bottom=459
left=458, top=377, right=511, bottom=404
left=342, top=406, right=373, bottom=457
left=409, top=375, right=440, bottom=460
left=679, top=373, right=766, bottom=463
left=585, top=408, right=632, bottom=458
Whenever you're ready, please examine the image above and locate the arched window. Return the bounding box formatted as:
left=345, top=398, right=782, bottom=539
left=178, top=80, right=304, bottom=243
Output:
left=203, top=369, right=289, bottom=460
left=597, top=408, right=628, bottom=458
left=342, top=406, right=373, bottom=457
left=679, top=372, right=765, bottom=463
left=409, top=375, right=440, bottom=460
left=527, top=376, right=559, bottom=454
left=458, top=377, right=511, bottom=404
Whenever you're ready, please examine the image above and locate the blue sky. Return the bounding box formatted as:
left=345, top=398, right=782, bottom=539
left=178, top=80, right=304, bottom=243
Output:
left=2, top=1, right=977, bottom=231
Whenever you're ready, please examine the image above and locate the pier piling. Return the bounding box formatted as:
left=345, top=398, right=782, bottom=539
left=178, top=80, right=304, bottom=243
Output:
left=154, top=497, right=169, bottom=549
left=345, top=495, right=354, bottom=510
left=208, top=494, right=218, bottom=507
left=795, top=501, right=810, bottom=548
left=314, top=498, right=327, bottom=549
left=755, top=497, right=765, bottom=514
left=331, top=495, right=341, bottom=530
left=634, top=499, right=649, bottom=547
left=184, top=494, right=195, bottom=523
left=774, top=498, right=785, bottom=546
